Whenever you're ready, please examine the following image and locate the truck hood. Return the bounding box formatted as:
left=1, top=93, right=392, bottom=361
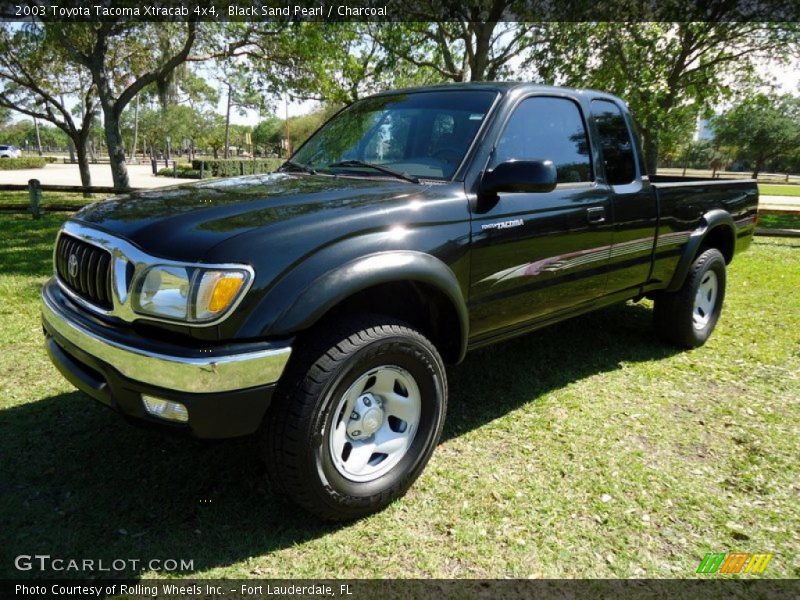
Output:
left=73, top=173, right=429, bottom=262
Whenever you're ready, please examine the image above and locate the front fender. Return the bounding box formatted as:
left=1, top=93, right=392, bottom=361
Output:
left=259, top=251, right=470, bottom=361
left=665, top=209, right=736, bottom=292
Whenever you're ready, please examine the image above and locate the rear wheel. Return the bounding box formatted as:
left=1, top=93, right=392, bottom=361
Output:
left=262, top=315, right=447, bottom=521
left=654, top=248, right=727, bottom=348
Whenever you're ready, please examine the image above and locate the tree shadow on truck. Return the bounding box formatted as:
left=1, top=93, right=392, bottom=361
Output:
left=0, top=300, right=678, bottom=579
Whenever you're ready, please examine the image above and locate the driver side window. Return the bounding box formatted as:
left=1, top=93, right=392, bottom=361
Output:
left=492, top=96, right=593, bottom=184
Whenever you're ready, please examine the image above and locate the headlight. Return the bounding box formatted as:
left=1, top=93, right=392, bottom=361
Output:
left=133, top=265, right=250, bottom=323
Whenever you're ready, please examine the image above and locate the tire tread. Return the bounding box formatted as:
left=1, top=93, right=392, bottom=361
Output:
left=262, top=314, right=446, bottom=520
left=654, top=248, right=726, bottom=348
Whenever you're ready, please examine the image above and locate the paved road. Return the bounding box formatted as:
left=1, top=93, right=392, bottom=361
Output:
left=760, top=195, right=800, bottom=212
left=0, top=163, right=195, bottom=188
left=3, top=163, right=798, bottom=213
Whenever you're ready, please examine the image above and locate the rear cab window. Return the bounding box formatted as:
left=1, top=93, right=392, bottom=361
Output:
left=590, top=99, right=638, bottom=185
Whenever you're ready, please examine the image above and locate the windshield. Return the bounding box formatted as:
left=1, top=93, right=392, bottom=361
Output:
left=290, top=90, right=497, bottom=181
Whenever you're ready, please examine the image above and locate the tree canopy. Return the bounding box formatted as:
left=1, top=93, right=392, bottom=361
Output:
left=712, top=93, right=800, bottom=178
left=1, top=17, right=798, bottom=183
left=536, top=21, right=798, bottom=173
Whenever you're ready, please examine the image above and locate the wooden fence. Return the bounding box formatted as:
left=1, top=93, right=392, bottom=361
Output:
left=0, top=180, right=140, bottom=217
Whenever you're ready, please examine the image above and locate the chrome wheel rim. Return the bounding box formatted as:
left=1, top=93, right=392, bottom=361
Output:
left=328, top=365, right=421, bottom=483
left=693, top=270, right=718, bottom=330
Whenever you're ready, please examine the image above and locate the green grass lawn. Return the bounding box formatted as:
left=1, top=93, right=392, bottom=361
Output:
left=0, top=190, right=110, bottom=209
left=759, top=184, right=800, bottom=197
left=759, top=213, right=800, bottom=230
left=1, top=213, right=798, bottom=580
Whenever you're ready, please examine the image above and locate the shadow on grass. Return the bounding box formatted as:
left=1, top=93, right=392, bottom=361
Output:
left=0, top=213, right=65, bottom=276
left=444, top=301, right=678, bottom=441
left=0, top=302, right=678, bottom=579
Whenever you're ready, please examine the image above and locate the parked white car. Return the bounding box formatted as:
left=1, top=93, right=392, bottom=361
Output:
left=0, top=145, right=21, bottom=158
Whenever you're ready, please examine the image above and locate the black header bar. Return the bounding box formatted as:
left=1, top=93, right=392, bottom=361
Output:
left=1, top=0, right=798, bottom=22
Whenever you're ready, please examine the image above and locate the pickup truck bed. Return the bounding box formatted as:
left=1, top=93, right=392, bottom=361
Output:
left=648, top=176, right=757, bottom=292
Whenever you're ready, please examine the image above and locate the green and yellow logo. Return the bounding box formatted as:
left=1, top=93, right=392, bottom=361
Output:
left=697, top=552, right=773, bottom=574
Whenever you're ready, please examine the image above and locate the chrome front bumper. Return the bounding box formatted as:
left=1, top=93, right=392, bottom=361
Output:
left=41, top=285, right=292, bottom=394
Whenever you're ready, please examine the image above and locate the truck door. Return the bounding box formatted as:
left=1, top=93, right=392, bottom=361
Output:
left=468, top=95, right=615, bottom=340
left=590, top=99, right=658, bottom=294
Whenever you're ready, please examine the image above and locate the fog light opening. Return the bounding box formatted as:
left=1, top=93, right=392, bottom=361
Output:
left=142, top=395, right=189, bottom=423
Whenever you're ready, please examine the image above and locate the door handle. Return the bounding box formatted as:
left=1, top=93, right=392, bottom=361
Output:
left=586, top=206, right=606, bottom=224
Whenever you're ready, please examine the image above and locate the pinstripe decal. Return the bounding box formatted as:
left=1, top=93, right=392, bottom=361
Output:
left=478, top=230, right=691, bottom=285
left=656, top=231, right=691, bottom=248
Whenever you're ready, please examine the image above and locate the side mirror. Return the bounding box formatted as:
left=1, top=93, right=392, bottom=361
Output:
left=480, top=160, right=557, bottom=194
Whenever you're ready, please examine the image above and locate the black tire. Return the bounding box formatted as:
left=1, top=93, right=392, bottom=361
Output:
left=261, top=315, right=447, bottom=521
left=654, top=248, right=727, bottom=348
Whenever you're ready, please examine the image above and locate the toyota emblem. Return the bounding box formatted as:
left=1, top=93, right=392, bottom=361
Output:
left=68, top=253, right=79, bottom=278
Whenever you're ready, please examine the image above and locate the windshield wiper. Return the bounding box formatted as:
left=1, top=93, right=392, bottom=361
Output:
left=327, top=160, right=420, bottom=184
left=280, top=160, right=317, bottom=175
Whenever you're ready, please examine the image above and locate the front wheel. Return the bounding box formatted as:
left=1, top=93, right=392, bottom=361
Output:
left=654, top=248, right=727, bottom=348
left=262, top=316, right=447, bottom=521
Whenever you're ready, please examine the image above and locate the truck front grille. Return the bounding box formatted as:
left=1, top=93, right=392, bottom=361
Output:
left=56, top=234, right=114, bottom=310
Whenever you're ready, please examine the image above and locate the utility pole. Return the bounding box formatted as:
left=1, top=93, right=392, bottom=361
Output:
left=224, top=82, right=232, bottom=159
left=284, top=95, right=292, bottom=157
left=131, top=92, right=140, bottom=162
left=33, top=115, right=42, bottom=156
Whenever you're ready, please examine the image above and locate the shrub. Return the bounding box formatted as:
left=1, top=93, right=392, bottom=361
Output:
left=0, top=157, right=47, bottom=169
left=157, top=166, right=201, bottom=179
left=190, top=158, right=282, bottom=177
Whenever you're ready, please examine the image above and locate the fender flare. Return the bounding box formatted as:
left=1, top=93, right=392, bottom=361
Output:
left=266, top=251, right=470, bottom=362
left=665, top=209, right=736, bottom=292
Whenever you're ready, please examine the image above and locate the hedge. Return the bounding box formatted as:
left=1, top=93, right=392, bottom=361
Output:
left=157, top=166, right=201, bottom=179
left=190, top=158, right=282, bottom=177
left=0, top=157, right=47, bottom=169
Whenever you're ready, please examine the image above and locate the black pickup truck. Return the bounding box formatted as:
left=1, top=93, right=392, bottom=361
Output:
left=42, top=83, right=758, bottom=520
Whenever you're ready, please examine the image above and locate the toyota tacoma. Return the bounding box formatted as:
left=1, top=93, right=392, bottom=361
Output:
left=42, top=83, right=758, bottom=520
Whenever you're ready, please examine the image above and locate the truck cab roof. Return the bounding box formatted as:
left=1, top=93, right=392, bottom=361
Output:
left=371, top=81, right=627, bottom=105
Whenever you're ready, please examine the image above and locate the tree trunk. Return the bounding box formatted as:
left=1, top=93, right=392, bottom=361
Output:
left=224, top=83, right=232, bottom=159
left=66, top=137, right=76, bottom=163
left=74, top=135, right=93, bottom=197
left=102, top=109, right=131, bottom=189
left=469, top=22, right=494, bottom=82
left=682, top=147, right=689, bottom=176
left=642, top=131, right=659, bottom=176
left=752, top=154, right=764, bottom=179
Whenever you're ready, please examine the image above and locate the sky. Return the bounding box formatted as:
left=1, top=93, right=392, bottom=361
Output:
left=764, top=57, right=800, bottom=95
